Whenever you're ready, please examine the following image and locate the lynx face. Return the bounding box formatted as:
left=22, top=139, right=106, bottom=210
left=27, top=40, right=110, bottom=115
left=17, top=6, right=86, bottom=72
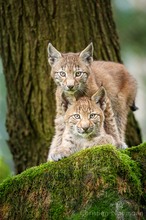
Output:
left=52, top=56, right=89, bottom=94
left=48, top=43, right=93, bottom=94
left=65, top=95, right=104, bottom=138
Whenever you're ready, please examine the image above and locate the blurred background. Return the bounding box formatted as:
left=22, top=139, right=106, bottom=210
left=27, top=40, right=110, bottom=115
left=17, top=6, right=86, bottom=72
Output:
left=0, top=0, right=146, bottom=182
left=113, top=0, right=146, bottom=141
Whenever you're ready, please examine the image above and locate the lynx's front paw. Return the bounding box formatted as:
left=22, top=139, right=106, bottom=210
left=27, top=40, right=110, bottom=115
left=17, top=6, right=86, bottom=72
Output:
left=116, top=142, right=128, bottom=149
left=48, top=148, right=72, bottom=161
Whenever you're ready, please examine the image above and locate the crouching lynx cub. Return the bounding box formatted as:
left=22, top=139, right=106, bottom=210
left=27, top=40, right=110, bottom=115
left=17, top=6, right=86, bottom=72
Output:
left=47, top=43, right=137, bottom=147
left=48, top=87, right=124, bottom=161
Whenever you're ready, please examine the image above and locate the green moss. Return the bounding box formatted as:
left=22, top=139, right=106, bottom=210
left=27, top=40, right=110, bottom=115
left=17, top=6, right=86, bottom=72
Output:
left=124, top=142, right=146, bottom=212
left=123, top=142, right=146, bottom=183
left=124, top=142, right=146, bottom=157
left=0, top=145, right=144, bottom=219
left=68, top=190, right=138, bottom=220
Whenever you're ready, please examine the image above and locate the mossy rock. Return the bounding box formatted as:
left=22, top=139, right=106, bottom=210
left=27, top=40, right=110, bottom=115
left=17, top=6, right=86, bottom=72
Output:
left=0, top=144, right=146, bottom=220
left=124, top=142, right=146, bottom=215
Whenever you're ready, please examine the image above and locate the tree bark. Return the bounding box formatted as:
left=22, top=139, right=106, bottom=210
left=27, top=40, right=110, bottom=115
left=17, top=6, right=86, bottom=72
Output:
left=0, top=0, right=142, bottom=173
left=0, top=144, right=145, bottom=219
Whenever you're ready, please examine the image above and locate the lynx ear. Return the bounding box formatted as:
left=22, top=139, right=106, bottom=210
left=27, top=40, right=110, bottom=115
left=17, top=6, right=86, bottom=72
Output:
left=47, top=43, right=62, bottom=66
left=91, top=86, right=107, bottom=106
left=79, top=42, right=93, bottom=64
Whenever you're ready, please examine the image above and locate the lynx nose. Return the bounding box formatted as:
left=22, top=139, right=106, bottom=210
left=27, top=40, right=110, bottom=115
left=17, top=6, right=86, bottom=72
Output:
left=83, top=127, right=89, bottom=132
left=67, top=85, right=74, bottom=90
left=81, top=121, right=90, bottom=133
left=82, top=124, right=90, bottom=133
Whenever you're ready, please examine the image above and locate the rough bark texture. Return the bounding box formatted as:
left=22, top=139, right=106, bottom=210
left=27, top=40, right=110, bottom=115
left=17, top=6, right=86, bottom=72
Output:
left=0, top=0, right=142, bottom=173
left=0, top=144, right=146, bottom=220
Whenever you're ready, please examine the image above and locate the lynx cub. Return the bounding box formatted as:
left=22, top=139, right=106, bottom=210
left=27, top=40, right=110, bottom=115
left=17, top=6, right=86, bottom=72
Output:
left=47, top=43, right=137, bottom=145
left=48, top=87, right=117, bottom=161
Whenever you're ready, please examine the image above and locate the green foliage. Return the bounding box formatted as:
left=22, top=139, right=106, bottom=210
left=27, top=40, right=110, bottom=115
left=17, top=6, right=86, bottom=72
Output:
left=113, top=2, right=146, bottom=55
left=0, top=144, right=145, bottom=219
left=0, top=157, right=11, bottom=183
left=124, top=142, right=146, bottom=208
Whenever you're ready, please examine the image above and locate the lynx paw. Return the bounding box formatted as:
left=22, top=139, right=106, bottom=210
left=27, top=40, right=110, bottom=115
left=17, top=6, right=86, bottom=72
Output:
left=116, top=142, right=128, bottom=149
left=48, top=148, right=72, bottom=161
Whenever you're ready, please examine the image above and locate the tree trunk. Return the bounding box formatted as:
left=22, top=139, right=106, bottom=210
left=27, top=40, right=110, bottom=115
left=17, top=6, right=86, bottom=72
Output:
left=0, top=0, right=142, bottom=173
left=0, top=144, right=145, bottom=219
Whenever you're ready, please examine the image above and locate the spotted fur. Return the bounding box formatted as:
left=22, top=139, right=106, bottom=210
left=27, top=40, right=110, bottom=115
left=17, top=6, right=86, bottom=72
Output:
left=47, top=43, right=137, bottom=157
left=48, top=88, right=116, bottom=161
left=48, top=87, right=127, bottom=161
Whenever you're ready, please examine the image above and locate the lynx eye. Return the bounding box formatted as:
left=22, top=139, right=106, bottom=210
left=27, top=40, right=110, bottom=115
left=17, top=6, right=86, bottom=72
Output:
left=59, top=71, right=66, bottom=77
left=90, top=113, right=98, bottom=119
left=73, top=114, right=81, bottom=119
left=75, top=71, right=83, bottom=77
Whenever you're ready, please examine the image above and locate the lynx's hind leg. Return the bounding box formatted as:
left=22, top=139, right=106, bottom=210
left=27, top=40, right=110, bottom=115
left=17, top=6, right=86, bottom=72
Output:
left=103, top=97, right=127, bottom=146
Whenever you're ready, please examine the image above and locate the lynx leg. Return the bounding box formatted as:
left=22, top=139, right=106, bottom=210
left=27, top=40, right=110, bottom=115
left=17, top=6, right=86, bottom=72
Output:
left=47, top=116, right=65, bottom=161
left=104, top=98, right=127, bottom=149
left=48, top=129, right=76, bottom=161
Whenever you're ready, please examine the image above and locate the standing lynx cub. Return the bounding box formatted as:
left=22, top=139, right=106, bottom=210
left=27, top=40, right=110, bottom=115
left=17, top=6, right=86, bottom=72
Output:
left=48, top=87, right=117, bottom=161
left=47, top=43, right=137, bottom=150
